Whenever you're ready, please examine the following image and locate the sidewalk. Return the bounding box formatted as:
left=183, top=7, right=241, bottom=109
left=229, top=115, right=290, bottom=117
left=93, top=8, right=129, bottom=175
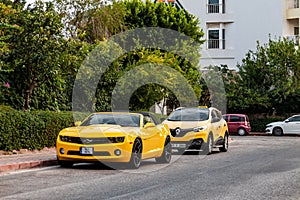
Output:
left=0, top=147, right=57, bottom=173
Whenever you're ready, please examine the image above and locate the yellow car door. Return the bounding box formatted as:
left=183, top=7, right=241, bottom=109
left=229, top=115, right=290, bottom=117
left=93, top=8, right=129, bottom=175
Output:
left=141, top=122, right=163, bottom=159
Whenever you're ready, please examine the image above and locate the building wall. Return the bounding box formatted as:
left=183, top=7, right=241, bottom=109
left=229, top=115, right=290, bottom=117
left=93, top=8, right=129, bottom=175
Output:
left=180, top=0, right=284, bottom=69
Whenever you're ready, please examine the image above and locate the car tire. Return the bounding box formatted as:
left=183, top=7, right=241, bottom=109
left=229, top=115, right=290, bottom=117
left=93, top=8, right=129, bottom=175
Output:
left=128, top=139, right=142, bottom=169
left=237, top=128, right=247, bottom=136
left=219, top=133, right=228, bottom=152
left=272, top=127, right=283, bottom=136
left=202, top=133, right=213, bottom=155
left=155, top=137, right=172, bottom=163
left=58, top=160, right=74, bottom=168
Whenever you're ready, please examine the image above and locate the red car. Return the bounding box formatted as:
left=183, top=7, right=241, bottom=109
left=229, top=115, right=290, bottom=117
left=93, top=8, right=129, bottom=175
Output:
left=223, top=114, right=251, bottom=136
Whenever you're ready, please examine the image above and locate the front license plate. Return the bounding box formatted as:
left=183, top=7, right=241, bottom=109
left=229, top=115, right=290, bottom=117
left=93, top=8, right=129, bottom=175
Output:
left=80, top=147, right=94, bottom=155
left=172, top=143, right=186, bottom=148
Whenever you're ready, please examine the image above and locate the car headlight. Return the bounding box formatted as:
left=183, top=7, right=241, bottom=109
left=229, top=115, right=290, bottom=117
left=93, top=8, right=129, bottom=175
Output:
left=193, top=126, right=207, bottom=132
left=108, top=137, right=125, bottom=143
left=266, top=125, right=273, bottom=128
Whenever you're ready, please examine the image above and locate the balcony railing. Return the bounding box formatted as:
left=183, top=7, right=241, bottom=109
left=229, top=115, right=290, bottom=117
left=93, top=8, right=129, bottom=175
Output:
left=207, top=3, right=225, bottom=13
left=208, top=39, right=225, bottom=49
left=288, top=0, right=299, bottom=8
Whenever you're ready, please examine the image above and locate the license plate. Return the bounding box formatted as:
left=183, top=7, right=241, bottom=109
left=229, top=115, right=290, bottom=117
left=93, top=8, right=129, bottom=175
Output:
left=172, top=143, right=186, bottom=148
left=80, top=147, right=94, bottom=155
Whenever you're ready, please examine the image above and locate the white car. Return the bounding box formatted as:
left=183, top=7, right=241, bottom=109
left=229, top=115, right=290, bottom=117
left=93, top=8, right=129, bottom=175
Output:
left=265, top=115, right=300, bottom=136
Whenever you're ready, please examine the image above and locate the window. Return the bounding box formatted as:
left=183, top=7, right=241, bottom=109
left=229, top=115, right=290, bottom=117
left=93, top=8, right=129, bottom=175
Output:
left=208, top=29, right=219, bottom=49
left=288, top=116, right=300, bottom=122
left=230, top=116, right=245, bottom=122
left=208, top=0, right=219, bottom=13
left=294, top=0, right=299, bottom=8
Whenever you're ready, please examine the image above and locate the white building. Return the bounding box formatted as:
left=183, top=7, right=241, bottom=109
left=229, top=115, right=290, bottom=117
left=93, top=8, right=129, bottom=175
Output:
left=158, top=0, right=300, bottom=69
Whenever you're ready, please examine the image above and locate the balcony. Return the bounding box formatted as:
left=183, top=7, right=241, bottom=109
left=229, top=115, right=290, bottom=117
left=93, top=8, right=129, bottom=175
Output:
left=287, top=0, right=300, bottom=19
left=207, top=39, right=226, bottom=49
left=207, top=3, right=225, bottom=14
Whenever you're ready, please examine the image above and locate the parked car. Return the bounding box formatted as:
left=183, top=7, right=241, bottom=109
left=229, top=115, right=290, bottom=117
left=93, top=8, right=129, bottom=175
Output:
left=56, top=112, right=171, bottom=169
left=163, top=107, right=228, bottom=155
left=265, top=115, right=300, bottom=136
left=222, top=114, right=251, bottom=136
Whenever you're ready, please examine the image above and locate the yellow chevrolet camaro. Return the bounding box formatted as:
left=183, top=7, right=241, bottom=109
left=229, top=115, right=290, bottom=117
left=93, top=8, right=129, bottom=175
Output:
left=163, top=107, right=229, bottom=155
left=56, top=112, right=172, bottom=169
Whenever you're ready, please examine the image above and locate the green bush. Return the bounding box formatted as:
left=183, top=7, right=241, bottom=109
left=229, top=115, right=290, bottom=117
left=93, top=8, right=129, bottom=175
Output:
left=0, top=105, right=85, bottom=151
left=250, top=118, right=285, bottom=132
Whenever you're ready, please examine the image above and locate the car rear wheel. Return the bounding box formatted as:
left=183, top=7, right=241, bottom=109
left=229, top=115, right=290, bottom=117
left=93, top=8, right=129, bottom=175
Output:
left=237, top=128, right=247, bottom=136
left=272, top=127, right=283, bottom=136
left=155, top=137, right=172, bottom=163
left=128, top=139, right=142, bottom=169
left=202, top=133, right=213, bottom=155
left=219, top=134, right=228, bottom=152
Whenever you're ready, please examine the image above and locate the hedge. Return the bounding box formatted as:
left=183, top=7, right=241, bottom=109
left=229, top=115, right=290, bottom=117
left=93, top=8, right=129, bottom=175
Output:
left=0, top=105, right=87, bottom=151
left=250, top=118, right=285, bottom=132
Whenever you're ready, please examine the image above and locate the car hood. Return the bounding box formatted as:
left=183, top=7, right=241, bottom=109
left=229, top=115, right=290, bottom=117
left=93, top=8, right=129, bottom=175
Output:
left=267, top=121, right=284, bottom=126
left=59, top=125, right=139, bottom=137
left=163, top=120, right=209, bottom=129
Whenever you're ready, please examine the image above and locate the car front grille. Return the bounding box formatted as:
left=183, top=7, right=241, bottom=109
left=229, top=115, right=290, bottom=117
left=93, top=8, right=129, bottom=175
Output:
left=60, top=136, right=124, bottom=145
left=170, top=128, right=193, bottom=137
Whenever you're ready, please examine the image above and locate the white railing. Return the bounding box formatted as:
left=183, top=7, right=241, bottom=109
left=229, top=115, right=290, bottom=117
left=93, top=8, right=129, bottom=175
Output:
left=207, top=3, right=225, bottom=13
left=288, top=0, right=299, bottom=9
left=207, top=39, right=225, bottom=49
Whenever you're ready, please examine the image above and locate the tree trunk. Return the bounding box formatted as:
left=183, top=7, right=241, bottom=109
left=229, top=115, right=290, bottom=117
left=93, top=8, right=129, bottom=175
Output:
left=23, top=82, right=36, bottom=111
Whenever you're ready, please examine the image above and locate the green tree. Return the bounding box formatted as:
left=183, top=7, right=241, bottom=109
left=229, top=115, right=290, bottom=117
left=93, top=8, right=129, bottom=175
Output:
left=219, top=38, right=300, bottom=114
left=3, top=1, right=65, bottom=111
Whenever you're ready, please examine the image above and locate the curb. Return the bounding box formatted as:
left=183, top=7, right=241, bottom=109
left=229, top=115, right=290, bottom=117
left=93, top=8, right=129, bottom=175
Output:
left=0, top=160, right=57, bottom=173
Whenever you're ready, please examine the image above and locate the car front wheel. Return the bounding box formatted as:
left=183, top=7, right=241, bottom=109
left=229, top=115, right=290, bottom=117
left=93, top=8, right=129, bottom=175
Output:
left=202, top=133, right=213, bottom=155
left=128, top=139, right=142, bottom=169
left=272, top=127, right=283, bottom=136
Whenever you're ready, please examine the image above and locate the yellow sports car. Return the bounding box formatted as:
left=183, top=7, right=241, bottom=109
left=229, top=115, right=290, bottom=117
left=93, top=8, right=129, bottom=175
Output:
left=56, top=112, right=171, bottom=169
left=163, top=107, right=228, bottom=155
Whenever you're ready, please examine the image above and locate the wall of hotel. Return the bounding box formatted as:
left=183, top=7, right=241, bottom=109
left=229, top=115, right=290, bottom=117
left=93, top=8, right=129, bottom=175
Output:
left=232, top=0, right=283, bottom=66
left=180, top=0, right=283, bottom=69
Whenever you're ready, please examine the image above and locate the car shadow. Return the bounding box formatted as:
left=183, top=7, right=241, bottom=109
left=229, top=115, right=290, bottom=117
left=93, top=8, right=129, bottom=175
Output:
left=67, top=160, right=158, bottom=171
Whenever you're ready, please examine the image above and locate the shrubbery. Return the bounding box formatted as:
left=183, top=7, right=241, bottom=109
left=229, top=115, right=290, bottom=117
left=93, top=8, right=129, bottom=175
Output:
left=0, top=105, right=86, bottom=151
left=250, top=118, right=285, bottom=132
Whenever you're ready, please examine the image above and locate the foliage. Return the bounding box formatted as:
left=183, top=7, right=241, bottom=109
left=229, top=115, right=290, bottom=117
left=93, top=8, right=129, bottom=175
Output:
left=207, top=38, right=300, bottom=115
left=0, top=106, right=73, bottom=151
left=0, top=105, right=86, bottom=151
left=250, top=118, right=285, bottom=132
left=92, top=0, right=204, bottom=112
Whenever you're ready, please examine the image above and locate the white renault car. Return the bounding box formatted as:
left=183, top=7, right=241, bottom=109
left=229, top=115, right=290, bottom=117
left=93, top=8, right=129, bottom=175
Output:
left=265, top=115, right=300, bottom=136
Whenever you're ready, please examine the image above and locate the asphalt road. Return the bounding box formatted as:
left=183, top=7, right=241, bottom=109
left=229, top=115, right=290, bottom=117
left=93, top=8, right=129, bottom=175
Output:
left=1, top=136, right=300, bottom=200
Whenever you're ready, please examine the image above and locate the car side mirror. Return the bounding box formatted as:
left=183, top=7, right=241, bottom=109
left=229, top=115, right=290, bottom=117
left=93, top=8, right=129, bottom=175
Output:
left=284, top=119, right=289, bottom=123
left=75, top=121, right=81, bottom=126
left=144, top=122, right=156, bottom=128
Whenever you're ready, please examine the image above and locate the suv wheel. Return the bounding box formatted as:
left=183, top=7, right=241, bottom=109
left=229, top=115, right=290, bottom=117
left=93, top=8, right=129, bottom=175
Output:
left=219, top=134, right=228, bottom=152
left=202, top=133, right=213, bottom=155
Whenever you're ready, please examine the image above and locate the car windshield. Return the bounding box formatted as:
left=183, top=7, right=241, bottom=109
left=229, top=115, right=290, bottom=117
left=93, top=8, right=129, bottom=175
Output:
left=167, top=108, right=209, bottom=121
left=80, top=113, right=140, bottom=127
